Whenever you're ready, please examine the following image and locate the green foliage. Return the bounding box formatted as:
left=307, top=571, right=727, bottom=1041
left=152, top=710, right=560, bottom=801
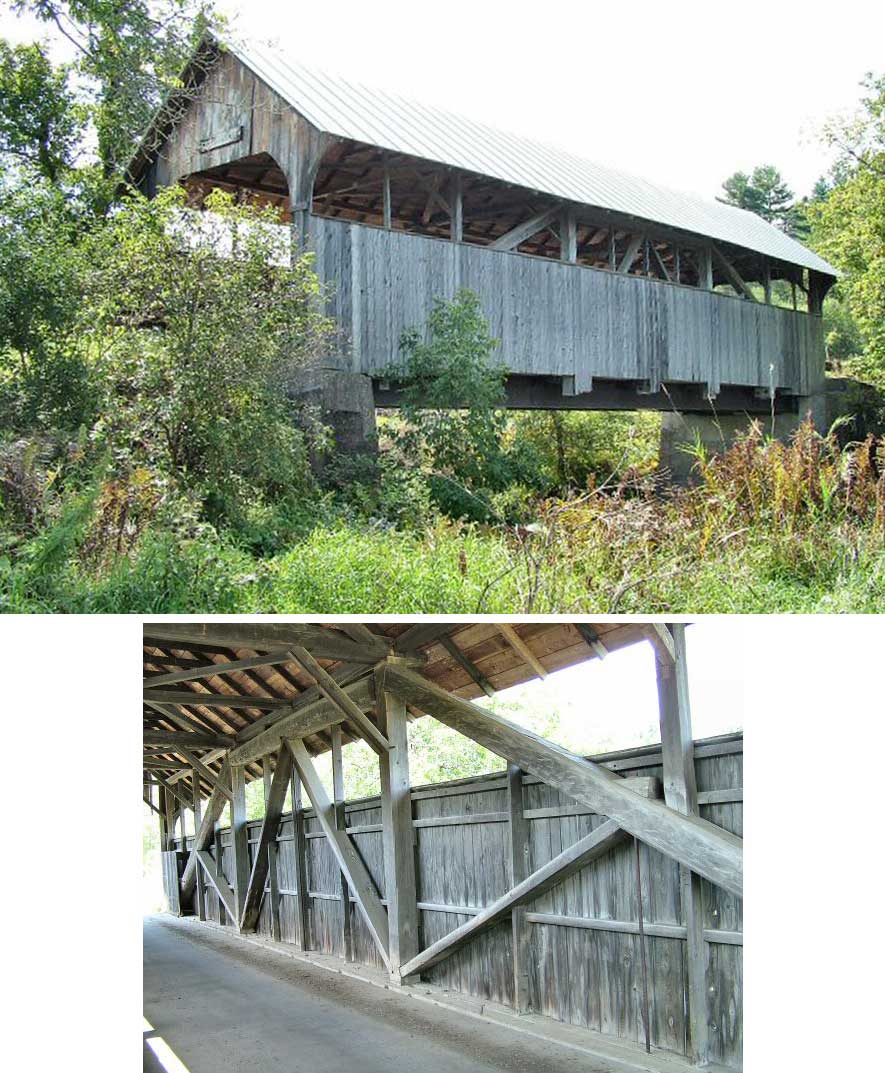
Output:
left=0, top=39, right=86, bottom=181
left=10, top=0, right=218, bottom=177
left=720, top=164, right=805, bottom=236
left=384, top=290, right=514, bottom=520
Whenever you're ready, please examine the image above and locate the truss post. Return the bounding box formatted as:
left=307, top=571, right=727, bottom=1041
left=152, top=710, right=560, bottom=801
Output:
left=331, top=726, right=354, bottom=961
left=377, top=668, right=420, bottom=984
left=230, top=764, right=250, bottom=928
left=290, top=768, right=311, bottom=951
left=508, top=764, right=531, bottom=1013
left=193, top=776, right=206, bottom=921
left=655, top=623, right=709, bottom=1066
left=262, top=758, right=282, bottom=941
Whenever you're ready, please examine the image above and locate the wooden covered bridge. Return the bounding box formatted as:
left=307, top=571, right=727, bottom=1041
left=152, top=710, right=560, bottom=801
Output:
left=128, top=33, right=835, bottom=455
left=143, top=621, right=743, bottom=1072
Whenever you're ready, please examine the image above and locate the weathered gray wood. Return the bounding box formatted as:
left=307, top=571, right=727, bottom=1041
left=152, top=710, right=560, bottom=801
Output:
left=144, top=730, right=232, bottom=748
left=573, top=623, right=608, bottom=659
left=561, top=209, right=577, bottom=264
left=143, top=651, right=293, bottom=687
left=644, top=624, right=676, bottom=665
left=489, top=206, right=561, bottom=251
left=196, top=850, right=237, bottom=920
left=240, top=749, right=294, bottom=932
left=508, top=764, right=531, bottom=1013
left=498, top=624, right=547, bottom=679
left=290, top=768, right=311, bottom=950
left=144, top=689, right=287, bottom=709
left=331, top=726, right=354, bottom=961
left=393, top=624, right=455, bottom=652
left=263, top=760, right=282, bottom=942
left=713, top=246, right=757, bottom=301
left=286, top=738, right=391, bottom=969
left=192, top=776, right=206, bottom=921
left=230, top=765, right=250, bottom=925
left=289, top=646, right=390, bottom=754
left=438, top=635, right=494, bottom=697
left=144, top=624, right=390, bottom=663
left=229, top=674, right=376, bottom=765
left=399, top=819, right=626, bottom=978
left=177, top=747, right=233, bottom=801
left=383, top=664, right=743, bottom=897
left=377, top=674, right=420, bottom=980
left=656, top=622, right=709, bottom=1065
left=180, top=760, right=232, bottom=900
left=618, top=234, right=643, bottom=273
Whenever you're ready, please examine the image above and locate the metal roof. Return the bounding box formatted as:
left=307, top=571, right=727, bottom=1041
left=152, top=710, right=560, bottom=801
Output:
left=224, top=34, right=836, bottom=277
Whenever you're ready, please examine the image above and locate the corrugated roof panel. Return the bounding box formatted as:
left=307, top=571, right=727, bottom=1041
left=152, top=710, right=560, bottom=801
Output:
left=225, top=35, right=836, bottom=277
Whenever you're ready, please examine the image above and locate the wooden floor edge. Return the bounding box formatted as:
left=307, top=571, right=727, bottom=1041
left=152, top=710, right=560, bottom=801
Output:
left=152, top=914, right=735, bottom=1073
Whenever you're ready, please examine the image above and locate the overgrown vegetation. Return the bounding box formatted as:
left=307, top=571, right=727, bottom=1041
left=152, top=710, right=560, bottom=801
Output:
left=2, top=3, right=884, bottom=613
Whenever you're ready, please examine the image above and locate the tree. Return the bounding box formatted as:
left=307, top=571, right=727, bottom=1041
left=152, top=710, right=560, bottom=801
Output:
left=811, top=72, right=885, bottom=381
left=0, top=40, right=85, bottom=181
left=719, top=164, right=804, bottom=235
left=8, top=0, right=218, bottom=178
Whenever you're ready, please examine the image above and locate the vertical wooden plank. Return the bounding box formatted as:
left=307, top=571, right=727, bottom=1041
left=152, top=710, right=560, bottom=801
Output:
left=158, top=785, right=169, bottom=849
left=382, top=155, right=392, bottom=230
left=450, top=171, right=463, bottom=243
left=163, top=785, right=175, bottom=851
left=230, top=763, right=250, bottom=927
left=507, top=764, right=531, bottom=1013
left=561, top=209, right=577, bottom=264
left=378, top=673, right=420, bottom=982
left=331, top=727, right=354, bottom=962
left=290, top=768, right=310, bottom=950
left=656, top=623, right=709, bottom=1066
left=698, top=246, right=713, bottom=291
left=192, top=775, right=206, bottom=921
left=263, top=757, right=282, bottom=941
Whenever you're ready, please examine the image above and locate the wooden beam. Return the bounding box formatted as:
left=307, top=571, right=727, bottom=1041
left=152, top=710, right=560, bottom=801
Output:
left=712, top=245, right=757, bottom=301
left=176, top=748, right=233, bottom=801
left=143, top=795, right=162, bottom=817
left=656, top=623, right=709, bottom=1065
left=394, top=624, right=455, bottom=652
left=180, top=760, right=231, bottom=901
left=240, top=749, right=294, bottom=932
left=144, top=730, right=233, bottom=749
left=451, top=171, right=463, bottom=242
left=196, top=850, right=237, bottom=920
left=288, top=646, right=391, bottom=754
left=618, top=234, right=644, bottom=273
left=383, top=665, right=743, bottom=897
left=438, top=635, right=495, bottom=697
left=508, top=765, right=531, bottom=1013
left=263, top=758, right=282, bottom=941
left=382, top=156, right=392, bottom=229
left=144, top=689, right=286, bottom=710
left=230, top=764, right=250, bottom=924
left=377, top=668, right=420, bottom=981
left=192, top=775, right=206, bottom=921
left=489, top=205, right=560, bottom=251
left=143, top=623, right=391, bottom=663
left=151, top=771, right=194, bottom=812
left=143, top=651, right=294, bottom=687
left=290, top=768, right=311, bottom=950
left=498, top=624, right=547, bottom=680
left=286, top=738, right=391, bottom=969
left=229, top=674, right=376, bottom=765
left=573, top=623, right=608, bottom=660
left=644, top=624, right=676, bottom=665
left=561, top=208, right=577, bottom=263
left=399, top=819, right=626, bottom=978
left=331, top=726, right=354, bottom=961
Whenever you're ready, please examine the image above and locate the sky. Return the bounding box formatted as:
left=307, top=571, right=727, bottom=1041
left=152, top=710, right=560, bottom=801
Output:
left=4, top=1, right=881, bottom=200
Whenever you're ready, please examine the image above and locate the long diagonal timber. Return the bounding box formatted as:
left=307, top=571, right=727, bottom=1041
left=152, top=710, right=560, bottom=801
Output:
left=146, top=620, right=743, bottom=1071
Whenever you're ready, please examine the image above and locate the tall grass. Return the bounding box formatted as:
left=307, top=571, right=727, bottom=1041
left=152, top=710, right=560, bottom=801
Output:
left=2, top=419, right=883, bottom=613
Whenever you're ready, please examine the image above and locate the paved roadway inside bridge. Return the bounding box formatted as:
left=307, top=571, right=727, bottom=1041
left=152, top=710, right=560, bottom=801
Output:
left=143, top=915, right=617, bottom=1073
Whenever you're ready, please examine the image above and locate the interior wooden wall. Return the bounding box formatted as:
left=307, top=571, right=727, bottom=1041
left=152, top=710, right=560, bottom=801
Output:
left=170, top=732, right=743, bottom=1069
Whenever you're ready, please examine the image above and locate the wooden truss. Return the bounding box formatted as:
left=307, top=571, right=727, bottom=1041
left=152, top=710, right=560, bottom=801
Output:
left=146, top=621, right=739, bottom=1064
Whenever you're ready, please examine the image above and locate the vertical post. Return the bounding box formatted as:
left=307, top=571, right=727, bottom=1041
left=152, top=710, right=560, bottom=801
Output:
left=230, top=763, right=250, bottom=928
left=193, top=775, right=206, bottom=921
left=263, top=757, right=282, bottom=942
left=331, top=727, right=354, bottom=961
left=763, top=259, right=772, bottom=305
left=674, top=246, right=681, bottom=284
left=655, top=623, right=709, bottom=1066
left=450, top=171, right=463, bottom=243
left=378, top=669, right=420, bottom=983
left=698, top=246, right=713, bottom=290
left=163, top=785, right=175, bottom=851
left=214, top=816, right=226, bottom=925
left=608, top=230, right=616, bottom=270
left=158, top=785, right=169, bottom=848
left=382, top=155, right=392, bottom=230
left=290, top=768, right=311, bottom=950
left=507, top=763, right=531, bottom=1013
left=561, top=208, right=577, bottom=263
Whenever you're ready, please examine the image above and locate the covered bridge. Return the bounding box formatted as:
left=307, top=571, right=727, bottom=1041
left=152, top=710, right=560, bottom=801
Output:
left=144, top=621, right=743, bottom=1072
left=128, top=33, right=835, bottom=455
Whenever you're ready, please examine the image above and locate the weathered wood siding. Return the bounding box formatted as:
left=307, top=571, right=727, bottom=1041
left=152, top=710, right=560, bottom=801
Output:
left=179, top=733, right=743, bottom=1070
left=311, top=215, right=820, bottom=398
